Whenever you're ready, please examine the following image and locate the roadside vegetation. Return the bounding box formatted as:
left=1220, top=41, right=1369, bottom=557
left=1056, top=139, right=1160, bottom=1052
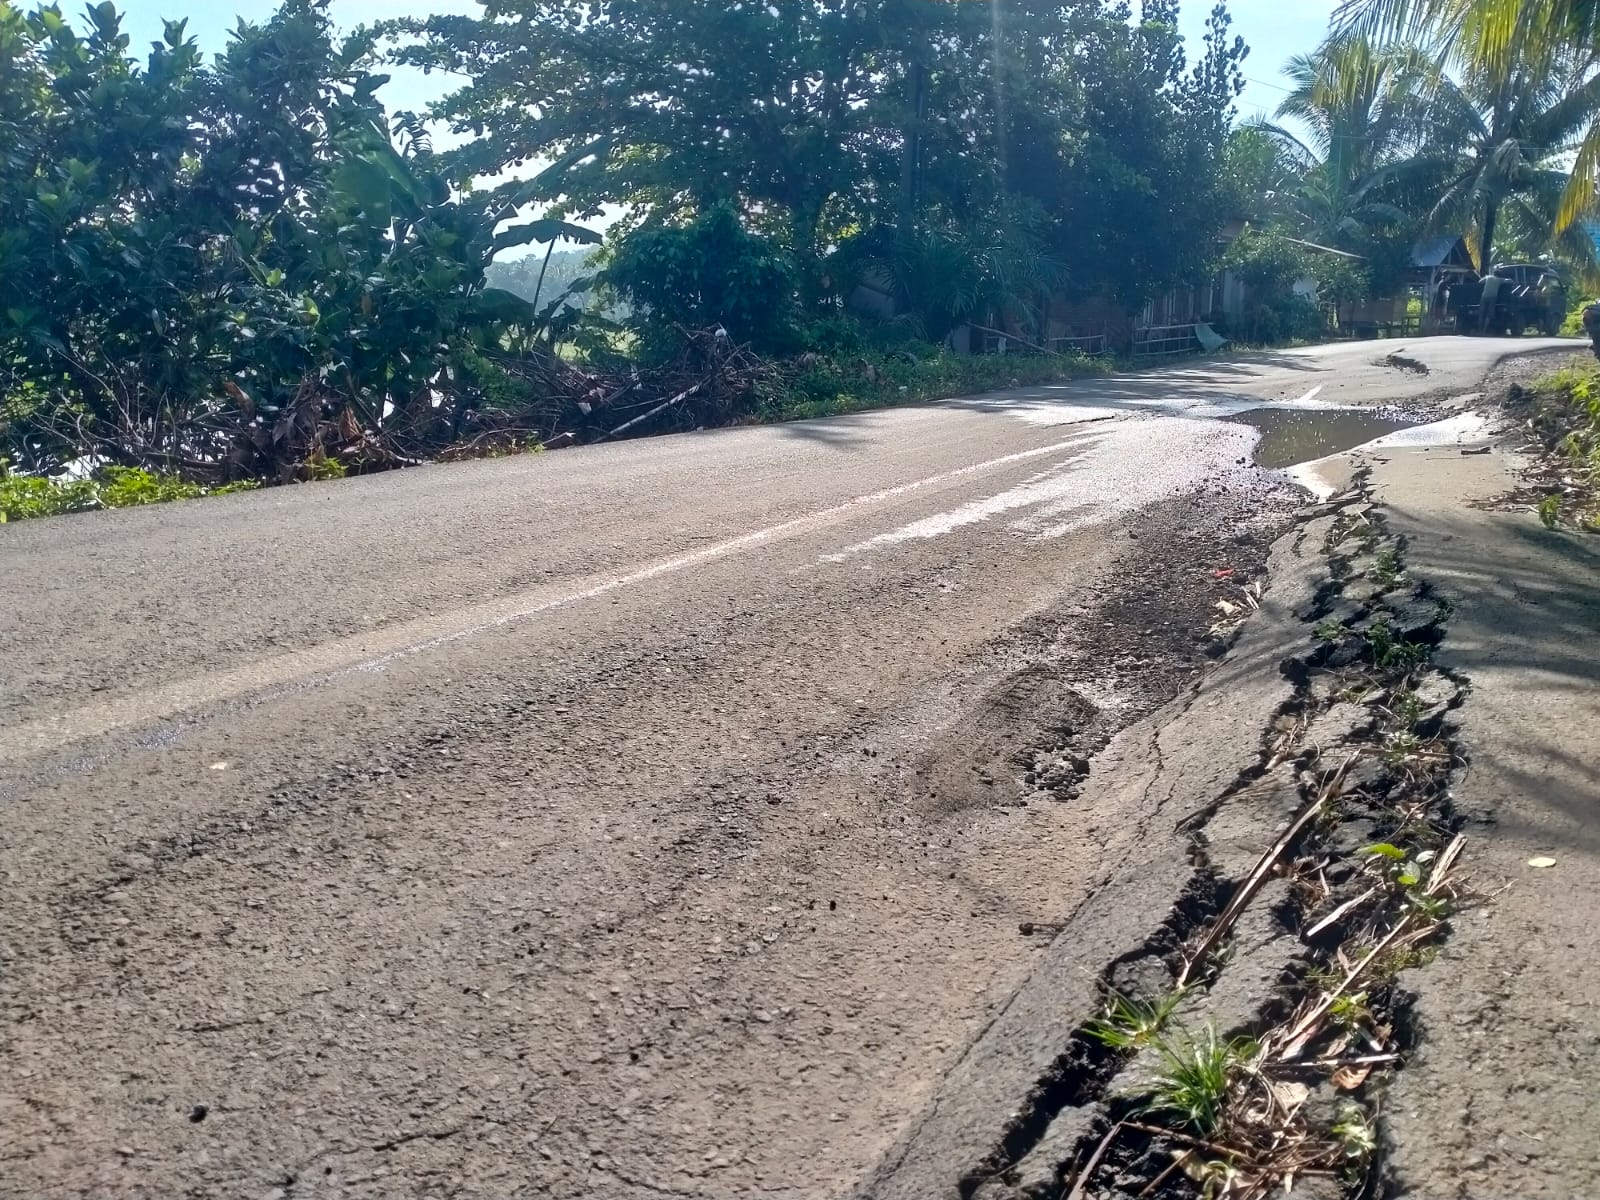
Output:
left=0, top=465, right=255, bottom=522
left=1059, top=493, right=1475, bottom=1200
left=1510, top=363, right=1600, bottom=529
left=5, top=0, right=1600, bottom=520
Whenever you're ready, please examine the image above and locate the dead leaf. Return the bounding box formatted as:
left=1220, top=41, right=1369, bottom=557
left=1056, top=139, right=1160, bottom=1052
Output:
left=1333, top=1063, right=1373, bottom=1090
left=1527, top=856, right=1557, bottom=869
left=1269, top=1079, right=1311, bottom=1114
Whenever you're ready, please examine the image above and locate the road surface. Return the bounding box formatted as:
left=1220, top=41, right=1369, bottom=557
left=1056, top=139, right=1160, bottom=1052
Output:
left=0, top=338, right=1563, bottom=1199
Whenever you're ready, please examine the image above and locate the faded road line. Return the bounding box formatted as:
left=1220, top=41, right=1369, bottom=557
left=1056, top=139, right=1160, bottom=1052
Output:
left=2, top=431, right=1105, bottom=761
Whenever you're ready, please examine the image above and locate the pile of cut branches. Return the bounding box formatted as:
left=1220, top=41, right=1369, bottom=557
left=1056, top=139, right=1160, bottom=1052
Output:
left=473, top=327, right=782, bottom=452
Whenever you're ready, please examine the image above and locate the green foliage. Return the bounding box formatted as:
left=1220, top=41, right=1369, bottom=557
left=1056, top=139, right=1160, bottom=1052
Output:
left=1360, top=842, right=1450, bottom=918
left=1366, top=617, right=1430, bottom=668
left=0, top=0, right=574, bottom=480
left=1333, top=1103, right=1378, bottom=1166
left=393, top=0, right=1248, bottom=351
left=1085, top=988, right=1184, bottom=1052
left=1529, top=363, right=1600, bottom=527
left=1142, top=1026, right=1255, bottom=1137
left=601, top=203, right=800, bottom=358
left=1315, top=617, right=1347, bottom=642
left=1373, top=546, right=1405, bottom=588
left=0, top=465, right=256, bottom=522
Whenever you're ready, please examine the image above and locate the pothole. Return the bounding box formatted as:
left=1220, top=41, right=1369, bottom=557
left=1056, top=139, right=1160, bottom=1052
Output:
left=1227, top=408, right=1423, bottom=470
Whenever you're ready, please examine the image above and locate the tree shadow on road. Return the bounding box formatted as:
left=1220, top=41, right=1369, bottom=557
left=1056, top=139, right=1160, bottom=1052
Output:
left=1403, top=509, right=1600, bottom=856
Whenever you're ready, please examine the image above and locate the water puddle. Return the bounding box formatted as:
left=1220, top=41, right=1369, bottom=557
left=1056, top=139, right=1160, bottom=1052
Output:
left=1227, top=407, right=1422, bottom=469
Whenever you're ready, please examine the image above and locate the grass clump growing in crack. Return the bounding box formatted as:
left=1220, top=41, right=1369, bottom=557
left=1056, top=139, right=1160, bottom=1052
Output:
left=1365, top=618, right=1429, bottom=669
left=1141, top=1026, right=1256, bottom=1137
left=1371, top=545, right=1405, bottom=589
left=1084, top=987, right=1184, bottom=1052
left=1313, top=617, right=1345, bottom=643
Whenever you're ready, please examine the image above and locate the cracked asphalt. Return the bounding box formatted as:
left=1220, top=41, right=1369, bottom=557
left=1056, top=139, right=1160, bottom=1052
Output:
left=0, top=338, right=1562, bottom=1199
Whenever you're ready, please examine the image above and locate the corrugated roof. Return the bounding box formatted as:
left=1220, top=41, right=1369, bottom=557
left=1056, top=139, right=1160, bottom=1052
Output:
left=1412, top=235, right=1474, bottom=268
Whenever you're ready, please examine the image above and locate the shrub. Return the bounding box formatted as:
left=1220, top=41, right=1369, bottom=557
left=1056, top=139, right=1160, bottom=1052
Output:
left=0, top=466, right=257, bottom=522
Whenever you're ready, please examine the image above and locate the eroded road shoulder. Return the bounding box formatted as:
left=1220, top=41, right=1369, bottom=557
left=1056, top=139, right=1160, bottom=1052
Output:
left=872, top=473, right=1486, bottom=1200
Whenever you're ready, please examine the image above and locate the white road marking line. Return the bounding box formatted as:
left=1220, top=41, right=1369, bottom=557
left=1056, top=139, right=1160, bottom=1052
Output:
left=3, top=432, right=1103, bottom=759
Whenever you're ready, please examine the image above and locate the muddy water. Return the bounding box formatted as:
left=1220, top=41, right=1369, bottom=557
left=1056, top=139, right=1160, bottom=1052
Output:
left=1228, top=407, right=1421, bottom=469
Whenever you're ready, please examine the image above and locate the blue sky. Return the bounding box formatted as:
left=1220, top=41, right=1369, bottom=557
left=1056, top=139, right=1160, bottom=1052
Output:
left=118, top=0, right=1334, bottom=124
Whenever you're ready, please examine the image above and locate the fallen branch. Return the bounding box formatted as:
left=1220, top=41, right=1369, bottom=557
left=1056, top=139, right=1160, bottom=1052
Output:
left=597, top=382, right=704, bottom=442
left=1272, top=917, right=1414, bottom=1062
left=1178, top=756, right=1355, bottom=988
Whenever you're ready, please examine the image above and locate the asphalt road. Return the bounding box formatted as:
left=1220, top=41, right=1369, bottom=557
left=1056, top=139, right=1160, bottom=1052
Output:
left=0, top=338, right=1565, bottom=1199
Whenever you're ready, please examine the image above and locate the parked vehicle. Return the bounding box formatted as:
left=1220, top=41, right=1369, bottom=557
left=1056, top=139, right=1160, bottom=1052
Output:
left=1581, top=300, right=1600, bottom=360
left=1444, top=263, right=1567, bottom=336
left=1491, top=263, right=1568, bottom=336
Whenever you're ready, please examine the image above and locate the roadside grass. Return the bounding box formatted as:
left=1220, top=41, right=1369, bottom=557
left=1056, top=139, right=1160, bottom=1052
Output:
left=0, top=466, right=257, bottom=523
left=1517, top=364, right=1600, bottom=530
left=755, top=346, right=1112, bottom=423
left=1140, top=1026, right=1256, bottom=1138
left=1084, top=987, right=1185, bottom=1053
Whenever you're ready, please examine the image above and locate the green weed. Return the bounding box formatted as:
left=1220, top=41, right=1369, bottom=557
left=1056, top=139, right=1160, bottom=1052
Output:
left=1371, top=546, right=1405, bottom=588
left=1390, top=690, right=1424, bottom=729
left=1142, top=1026, right=1255, bottom=1137
left=1381, top=729, right=1423, bottom=766
left=1084, top=988, right=1183, bottom=1052
left=1366, top=619, right=1429, bottom=669
left=1333, top=1103, right=1378, bottom=1164
left=301, top=454, right=347, bottom=481
left=1539, top=493, right=1563, bottom=529
left=0, top=466, right=257, bottom=523
left=1328, top=990, right=1372, bottom=1032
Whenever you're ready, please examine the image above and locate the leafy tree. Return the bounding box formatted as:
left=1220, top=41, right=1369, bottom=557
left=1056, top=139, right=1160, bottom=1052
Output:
left=0, top=0, right=559, bottom=477
left=389, top=0, right=897, bottom=267
left=600, top=202, right=800, bottom=357
left=391, top=0, right=1250, bottom=342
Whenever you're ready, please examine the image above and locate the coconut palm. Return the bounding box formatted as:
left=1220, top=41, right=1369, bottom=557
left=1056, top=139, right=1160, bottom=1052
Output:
left=1268, top=38, right=1435, bottom=191
left=1249, top=37, right=1433, bottom=247
left=1334, top=0, right=1600, bottom=230
left=1363, top=40, right=1600, bottom=266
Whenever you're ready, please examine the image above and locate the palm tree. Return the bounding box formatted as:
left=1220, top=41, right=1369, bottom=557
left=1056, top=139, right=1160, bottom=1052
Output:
left=1334, top=0, right=1600, bottom=230
left=1251, top=38, right=1437, bottom=248
left=1269, top=38, right=1435, bottom=193
left=1362, top=40, right=1600, bottom=266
